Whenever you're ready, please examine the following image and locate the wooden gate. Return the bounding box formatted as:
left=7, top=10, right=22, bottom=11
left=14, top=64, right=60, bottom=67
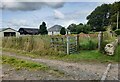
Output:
left=50, top=35, right=79, bottom=54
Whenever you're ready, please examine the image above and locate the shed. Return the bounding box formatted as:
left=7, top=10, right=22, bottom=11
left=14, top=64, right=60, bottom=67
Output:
left=18, top=28, right=39, bottom=35
left=0, top=28, right=20, bottom=37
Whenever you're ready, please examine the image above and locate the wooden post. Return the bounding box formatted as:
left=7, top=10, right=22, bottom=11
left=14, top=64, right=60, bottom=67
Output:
left=67, top=36, right=70, bottom=54
left=117, top=11, right=119, bottom=30
left=98, top=31, right=103, bottom=52
left=76, top=34, right=79, bottom=51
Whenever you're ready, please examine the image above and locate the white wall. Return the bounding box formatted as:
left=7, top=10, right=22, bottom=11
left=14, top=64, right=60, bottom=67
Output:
left=0, top=28, right=20, bottom=37
left=0, top=32, right=3, bottom=37
left=48, top=32, right=60, bottom=35
left=48, top=31, right=71, bottom=35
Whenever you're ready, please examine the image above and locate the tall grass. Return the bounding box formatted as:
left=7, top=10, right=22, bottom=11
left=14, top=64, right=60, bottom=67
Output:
left=79, top=34, right=98, bottom=50
left=2, top=35, right=62, bottom=56
left=2, top=34, right=119, bottom=62
left=2, top=32, right=117, bottom=56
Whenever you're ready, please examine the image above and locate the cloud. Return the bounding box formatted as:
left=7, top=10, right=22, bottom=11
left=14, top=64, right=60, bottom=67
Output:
left=1, top=0, right=64, bottom=11
left=54, top=10, right=65, bottom=19
left=2, top=19, right=36, bottom=29
left=63, top=20, right=80, bottom=27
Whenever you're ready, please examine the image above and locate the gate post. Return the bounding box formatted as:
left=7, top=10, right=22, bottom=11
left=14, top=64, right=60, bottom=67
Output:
left=98, top=31, right=103, bottom=52
left=67, top=36, right=70, bottom=54
left=76, top=34, right=79, bottom=51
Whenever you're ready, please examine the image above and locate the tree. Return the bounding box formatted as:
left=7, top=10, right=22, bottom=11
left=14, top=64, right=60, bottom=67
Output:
left=110, top=1, right=120, bottom=30
left=76, top=24, right=91, bottom=34
left=76, top=24, right=84, bottom=34
left=87, top=4, right=110, bottom=31
left=60, top=27, right=66, bottom=35
left=82, top=25, right=91, bottom=34
left=67, top=23, right=77, bottom=34
left=67, top=23, right=91, bottom=34
left=39, top=22, right=48, bottom=35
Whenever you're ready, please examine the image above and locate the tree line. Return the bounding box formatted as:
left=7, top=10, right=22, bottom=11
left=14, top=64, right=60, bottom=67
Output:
left=39, top=1, right=120, bottom=35
left=87, top=1, right=120, bottom=31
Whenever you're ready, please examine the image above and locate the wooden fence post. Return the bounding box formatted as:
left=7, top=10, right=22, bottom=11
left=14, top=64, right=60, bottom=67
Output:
left=76, top=34, right=79, bottom=51
left=98, top=31, right=103, bottom=52
left=67, top=36, right=70, bottom=54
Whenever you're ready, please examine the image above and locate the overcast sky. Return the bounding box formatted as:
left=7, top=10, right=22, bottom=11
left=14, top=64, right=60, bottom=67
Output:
left=0, top=0, right=119, bottom=30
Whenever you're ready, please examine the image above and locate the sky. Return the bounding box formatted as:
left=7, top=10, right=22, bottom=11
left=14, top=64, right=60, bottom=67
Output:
left=0, top=0, right=119, bottom=30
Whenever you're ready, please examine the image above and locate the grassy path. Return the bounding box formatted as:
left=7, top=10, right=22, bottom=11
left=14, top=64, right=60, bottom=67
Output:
left=2, top=51, right=118, bottom=80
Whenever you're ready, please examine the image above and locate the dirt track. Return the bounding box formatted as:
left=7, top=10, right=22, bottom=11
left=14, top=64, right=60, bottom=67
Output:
left=2, top=52, right=119, bottom=80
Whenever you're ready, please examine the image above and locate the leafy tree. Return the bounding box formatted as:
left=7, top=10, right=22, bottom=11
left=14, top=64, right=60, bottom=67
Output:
left=67, top=23, right=91, bottom=34
left=110, top=1, right=120, bottom=30
left=79, top=23, right=84, bottom=25
left=82, top=25, right=91, bottom=34
left=76, top=24, right=91, bottom=34
left=115, top=29, right=120, bottom=36
left=60, top=27, right=66, bottom=35
left=67, top=24, right=77, bottom=34
left=39, top=22, right=48, bottom=35
left=87, top=4, right=110, bottom=31
left=76, top=25, right=83, bottom=34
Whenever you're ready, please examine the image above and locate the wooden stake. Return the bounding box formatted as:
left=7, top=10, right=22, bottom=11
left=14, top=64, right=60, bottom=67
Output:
left=67, top=36, right=70, bottom=54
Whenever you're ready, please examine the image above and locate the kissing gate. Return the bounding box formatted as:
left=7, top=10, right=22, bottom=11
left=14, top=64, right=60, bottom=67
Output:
left=50, top=35, right=79, bottom=54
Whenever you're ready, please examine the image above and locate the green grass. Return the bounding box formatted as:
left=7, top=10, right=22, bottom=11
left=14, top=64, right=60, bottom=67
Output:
left=3, top=45, right=120, bottom=63
left=2, top=55, right=49, bottom=70
left=1, top=55, right=65, bottom=76
left=2, top=34, right=119, bottom=63
left=54, top=45, right=119, bottom=63
left=59, top=49, right=119, bottom=63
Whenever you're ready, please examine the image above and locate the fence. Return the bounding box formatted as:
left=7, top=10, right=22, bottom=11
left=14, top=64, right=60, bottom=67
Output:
left=50, top=35, right=79, bottom=54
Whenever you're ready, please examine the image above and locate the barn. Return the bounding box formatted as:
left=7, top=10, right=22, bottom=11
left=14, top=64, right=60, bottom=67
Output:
left=0, top=28, right=20, bottom=37
left=18, top=28, right=39, bottom=35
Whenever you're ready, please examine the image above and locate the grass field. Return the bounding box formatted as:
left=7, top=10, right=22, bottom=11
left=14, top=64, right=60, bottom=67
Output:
left=3, top=45, right=120, bottom=63
left=2, top=33, right=119, bottom=63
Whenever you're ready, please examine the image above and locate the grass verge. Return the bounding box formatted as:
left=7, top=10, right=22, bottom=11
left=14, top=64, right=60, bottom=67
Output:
left=1, top=55, right=65, bottom=76
left=2, top=55, right=48, bottom=70
left=2, top=45, right=120, bottom=63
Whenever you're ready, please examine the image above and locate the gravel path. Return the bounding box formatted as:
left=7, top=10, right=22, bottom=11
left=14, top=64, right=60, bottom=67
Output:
left=2, top=64, right=74, bottom=80
left=2, top=51, right=119, bottom=80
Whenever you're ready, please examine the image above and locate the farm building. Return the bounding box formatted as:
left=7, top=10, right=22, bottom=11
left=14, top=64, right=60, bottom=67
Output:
left=18, top=28, right=39, bottom=35
left=48, top=25, right=70, bottom=35
left=0, top=28, right=20, bottom=37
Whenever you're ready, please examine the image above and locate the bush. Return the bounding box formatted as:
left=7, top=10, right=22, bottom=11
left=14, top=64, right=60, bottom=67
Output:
left=114, top=29, right=120, bottom=36
left=60, top=27, right=66, bottom=35
left=80, top=39, right=97, bottom=50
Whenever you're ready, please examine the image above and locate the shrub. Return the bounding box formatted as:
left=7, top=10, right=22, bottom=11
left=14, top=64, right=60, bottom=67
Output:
left=114, top=29, right=120, bottom=36
left=80, top=39, right=97, bottom=50
left=60, top=27, right=66, bottom=35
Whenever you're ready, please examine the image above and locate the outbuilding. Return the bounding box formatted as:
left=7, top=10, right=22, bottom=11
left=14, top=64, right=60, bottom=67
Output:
left=0, top=28, right=20, bottom=37
left=18, top=28, right=39, bottom=35
left=48, top=25, right=70, bottom=35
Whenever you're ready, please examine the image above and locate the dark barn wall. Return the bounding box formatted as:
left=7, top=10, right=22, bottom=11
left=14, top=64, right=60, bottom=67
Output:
left=4, top=32, right=16, bottom=37
left=18, top=28, right=39, bottom=35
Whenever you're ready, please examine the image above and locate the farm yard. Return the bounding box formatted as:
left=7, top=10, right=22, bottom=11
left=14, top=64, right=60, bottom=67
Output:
left=1, top=32, right=120, bottom=80
left=2, top=32, right=119, bottom=62
left=1, top=0, right=120, bottom=81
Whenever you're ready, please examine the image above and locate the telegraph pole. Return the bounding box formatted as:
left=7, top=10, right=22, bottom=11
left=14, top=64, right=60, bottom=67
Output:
left=117, top=11, right=119, bottom=29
